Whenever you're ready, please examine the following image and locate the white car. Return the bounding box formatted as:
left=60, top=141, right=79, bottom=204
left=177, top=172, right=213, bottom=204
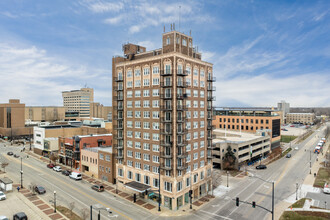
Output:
left=53, top=166, right=62, bottom=172
left=0, top=191, right=6, bottom=200
left=0, top=216, right=9, bottom=220
left=324, top=183, right=330, bottom=194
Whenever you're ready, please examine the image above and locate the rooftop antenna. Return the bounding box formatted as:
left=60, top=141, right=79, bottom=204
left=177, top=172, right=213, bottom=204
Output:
left=179, top=5, right=181, bottom=32
left=173, top=23, right=175, bottom=30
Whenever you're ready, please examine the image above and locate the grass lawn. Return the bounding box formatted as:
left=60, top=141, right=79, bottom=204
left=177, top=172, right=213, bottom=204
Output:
left=57, top=206, right=83, bottom=220
left=313, top=168, right=330, bottom=188
left=289, top=198, right=309, bottom=208
left=281, top=135, right=297, bottom=143
left=280, top=211, right=330, bottom=220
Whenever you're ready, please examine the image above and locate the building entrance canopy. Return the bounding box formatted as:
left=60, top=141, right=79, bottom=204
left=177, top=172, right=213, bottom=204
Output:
left=124, top=181, right=151, bottom=193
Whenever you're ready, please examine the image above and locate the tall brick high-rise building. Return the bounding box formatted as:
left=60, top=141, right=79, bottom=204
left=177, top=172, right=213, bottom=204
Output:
left=112, top=30, right=215, bottom=210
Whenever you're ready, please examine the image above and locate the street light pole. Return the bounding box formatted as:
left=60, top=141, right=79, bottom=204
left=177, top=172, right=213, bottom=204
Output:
left=54, top=191, right=56, bottom=213
left=296, top=183, right=298, bottom=200
left=227, top=171, right=229, bottom=187
left=190, top=172, right=192, bottom=209
left=158, top=165, right=161, bottom=212
left=272, top=181, right=274, bottom=220
left=310, top=150, right=312, bottom=174
left=20, top=157, right=23, bottom=188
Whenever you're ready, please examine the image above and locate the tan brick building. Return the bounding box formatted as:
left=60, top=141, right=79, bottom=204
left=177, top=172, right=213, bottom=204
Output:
left=112, top=30, right=214, bottom=210
left=90, top=102, right=112, bottom=121
left=98, top=147, right=115, bottom=183
left=286, top=113, right=315, bottom=125
left=62, top=88, right=94, bottom=117
left=212, top=108, right=281, bottom=149
left=25, top=106, right=65, bottom=122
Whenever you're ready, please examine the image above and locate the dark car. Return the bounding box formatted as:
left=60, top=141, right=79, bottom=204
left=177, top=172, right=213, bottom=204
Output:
left=286, top=153, right=292, bottom=158
left=47, top=163, right=55, bottom=168
left=35, top=186, right=46, bottom=194
left=13, top=212, right=28, bottom=220
left=13, top=154, right=20, bottom=158
left=61, top=170, right=70, bottom=176
left=7, top=152, right=13, bottom=156
left=91, top=185, right=104, bottom=192
left=256, top=165, right=267, bottom=170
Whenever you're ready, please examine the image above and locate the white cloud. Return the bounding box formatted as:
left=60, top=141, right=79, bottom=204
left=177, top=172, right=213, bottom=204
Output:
left=82, top=0, right=124, bottom=13
left=214, top=73, right=330, bottom=107
left=104, top=14, right=124, bottom=24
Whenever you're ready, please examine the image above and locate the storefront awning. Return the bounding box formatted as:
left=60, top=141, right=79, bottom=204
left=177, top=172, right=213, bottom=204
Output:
left=124, top=181, right=151, bottom=193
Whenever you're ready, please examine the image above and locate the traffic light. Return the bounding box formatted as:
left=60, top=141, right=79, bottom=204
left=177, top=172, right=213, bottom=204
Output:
left=252, top=201, right=256, bottom=208
left=236, top=197, right=239, bottom=207
left=133, top=193, right=137, bottom=203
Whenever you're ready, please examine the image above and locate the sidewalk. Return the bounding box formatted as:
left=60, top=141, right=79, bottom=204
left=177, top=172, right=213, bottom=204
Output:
left=26, top=150, right=216, bottom=216
left=273, top=137, right=329, bottom=219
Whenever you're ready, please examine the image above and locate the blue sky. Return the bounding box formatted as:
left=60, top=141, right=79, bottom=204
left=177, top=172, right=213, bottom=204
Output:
left=0, top=0, right=329, bottom=107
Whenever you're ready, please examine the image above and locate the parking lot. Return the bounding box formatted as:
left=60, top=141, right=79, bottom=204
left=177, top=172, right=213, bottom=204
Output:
left=281, top=124, right=310, bottom=136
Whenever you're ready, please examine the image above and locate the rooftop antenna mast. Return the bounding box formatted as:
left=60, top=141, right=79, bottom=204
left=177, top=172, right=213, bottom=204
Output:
left=179, top=5, right=181, bottom=32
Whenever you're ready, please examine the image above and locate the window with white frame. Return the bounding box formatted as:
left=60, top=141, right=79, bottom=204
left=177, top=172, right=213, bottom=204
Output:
left=166, top=37, right=170, bottom=45
left=152, top=155, right=159, bottom=163
left=182, top=39, right=187, bottom=46
left=135, top=101, right=141, bottom=108
left=135, top=121, right=141, bottom=128
left=201, top=171, right=204, bottom=179
left=143, top=79, right=150, bottom=86
left=143, top=111, right=150, bottom=118
left=127, top=111, right=133, bottom=118
left=164, top=181, right=172, bottom=192
left=194, top=132, right=198, bottom=139
left=127, top=91, right=133, bottom=98
left=143, top=132, right=150, bottom=140
left=135, top=90, right=141, bottom=97
left=143, top=143, right=150, bottom=150
left=127, top=161, right=133, bottom=167
left=152, top=122, right=159, bottom=130
left=144, top=165, right=150, bottom=172
left=135, top=131, right=141, bottom=138
left=143, top=101, right=150, bottom=108
left=144, top=175, right=150, bottom=185
left=178, top=64, right=183, bottom=74
left=118, top=168, right=123, bottom=177
left=187, top=154, right=191, bottom=162
left=186, top=89, right=191, bottom=97
left=186, top=100, right=191, bottom=108
left=152, top=144, right=160, bottom=152
left=193, top=90, right=198, bottom=97
left=127, top=131, right=133, bottom=138
left=186, top=177, right=191, bottom=187
left=127, top=70, right=133, bottom=77
left=135, top=80, right=141, bottom=87
left=193, top=101, right=198, bottom=108
left=200, top=101, right=204, bottom=108
left=200, top=150, right=205, bottom=158
left=143, top=68, right=150, bottom=75
left=200, top=70, right=205, bottom=77
left=193, top=79, right=198, bottom=87
left=194, top=69, right=198, bottom=76
left=186, top=122, right=191, bottom=129
left=127, top=81, right=133, bottom=88
left=200, top=111, right=204, bottom=118
left=186, top=111, right=191, bottom=119
left=200, top=141, right=205, bottom=148
left=186, top=78, right=191, bottom=86
left=127, top=101, right=133, bottom=108
left=186, top=144, right=191, bottom=152
left=127, top=150, right=133, bottom=157
left=194, top=174, right=198, bottom=183
left=193, top=111, right=198, bottom=118
left=193, top=142, right=198, bottom=150
left=152, top=166, right=159, bottom=174
left=143, top=90, right=150, bottom=97
left=200, top=81, right=205, bottom=87
left=143, top=154, right=150, bottom=161
left=153, top=133, right=159, bottom=141
left=177, top=181, right=183, bottom=192
left=135, top=111, right=141, bottom=118
left=186, top=165, right=191, bottom=173
left=200, top=90, right=204, bottom=98
left=143, top=122, right=150, bottom=129
left=152, top=78, right=160, bottom=85
left=127, top=140, right=133, bottom=148
left=186, top=133, right=191, bottom=140
left=193, top=121, right=198, bottom=129
left=194, top=163, right=198, bottom=171
left=135, top=69, right=141, bottom=76
left=153, top=66, right=159, bottom=74
left=152, top=100, right=159, bottom=108
left=135, top=152, right=141, bottom=159
left=165, top=64, right=171, bottom=74
left=152, top=89, right=159, bottom=96
left=135, top=172, right=141, bottom=181
left=153, top=178, right=159, bottom=188
left=200, top=131, right=204, bottom=138
left=135, top=142, right=141, bottom=149
left=200, top=161, right=205, bottom=168
left=152, top=111, right=159, bottom=119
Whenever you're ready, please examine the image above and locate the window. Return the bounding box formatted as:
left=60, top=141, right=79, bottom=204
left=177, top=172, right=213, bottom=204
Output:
left=135, top=173, right=141, bottom=181
left=143, top=132, right=150, bottom=140
left=127, top=161, right=133, bottom=167
left=135, top=69, right=141, bottom=76
left=143, top=143, right=150, bottom=150
left=193, top=101, right=198, bottom=108
left=186, top=100, right=191, bottom=108
left=135, top=162, right=141, bottom=169
left=193, top=163, right=198, bottom=170
left=186, top=144, right=191, bottom=152
left=135, top=90, right=141, bottom=97
left=135, top=152, right=141, bottom=159
left=143, top=111, right=150, bottom=118
left=186, top=177, right=191, bottom=187
left=127, top=121, right=133, bottom=128
left=153, top=178, right=159, bottom=188
left=153, top=66, right=159, bottom=74
left=152, top=89, right=159, bottom=96
left=127, top=91, right=133, bottom=98
left=143, top=79, right=150, bottom=86
left=152, top=155, right=159, bottom=163
left=166, top=37, right=170, bottom=45
left=127, top=131, right=133, bottom=138
left=194, top=69, right=198, bottom=76
left=177, top=181, right=183, bottom=192
left=143, top=122, right=150, bottom=129
left=127, top=81, right=133, bottom=88
left=135, top=131, right=141, bottom=138
left=143, top=68, right=150, bottom=75
left=127, top=170, right=132, bottom=179
left=152, top=100, right=159, bottom=108
left=127, top=101, right=133, bottom=108
left=152, top=78, right=160, bottom=85
left=135, top=101, right=141, bottom=108
left=100, top=154, right=104, bottom=160
left=193, top=79, right=198, bottom=87
left=153, top=133, right=159, bottom=141
left=200, top=160, right=205, bottom=167
left=200, top=150, right=205, bottom=158
left=200, top=91, right=204, bottom=98
left=193, top=90, right=198, bottom=97
left=200, top=81, right=205, bottom=88
left=135, top=121, right=141, bottom=128
left=187, top=154, right=191, bottom=162
left=135, top=142, right=141, bottom=149
left=127, top=150, right=133, bottom=157
left=144, top=175, right=150, bottom=185
left=118, top=168, right=123, bottom=177
left=178, top=64, right=183, bottom=74
left=182, top=39, right=187, bottom=46
left=127, top=140, right=133, bottom=147
left=143, top=101, right=150, bottom=108
left=201, top=171, right=204, bottom=179
left=152, top=166, right=159, bottom=174
left=135, top=80, right=141, bottom=87
left=165, top=64, right=171, bottom=74
left=153, top=144, right=159, bottom=152
left=164, top=181, right=172, bottom=192
left=152, top=122, right=159, bottom=130
left=193, top=152, right=198, bottom=160
left=143, top=90, right=150, bottom=97
left=127, top=70, right=132, bottom=77
left=193, top=173, right=198, bottom=183
left=152, top=111, right=159, bottom=119
left=201, top=70, right=205, bottom=77
left=143, top=154, right=150, bottom=161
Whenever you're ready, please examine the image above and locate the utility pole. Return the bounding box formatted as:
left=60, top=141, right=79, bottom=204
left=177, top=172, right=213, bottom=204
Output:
left=158, top=165, right=161, bottom=211
left=20, top=157, right=23, bottom=188
left=272, top=181, right=274, bottom=220
left=54, top=191, right=56, bottom=213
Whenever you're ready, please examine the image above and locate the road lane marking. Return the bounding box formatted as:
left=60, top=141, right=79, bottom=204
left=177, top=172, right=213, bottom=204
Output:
left=5, top=155, right=132, bottom=220
left=200, top=210, right=233, bottom=220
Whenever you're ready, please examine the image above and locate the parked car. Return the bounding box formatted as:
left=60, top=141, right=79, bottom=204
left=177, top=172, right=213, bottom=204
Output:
left=53, top=166, right=62, bottom=172
left=286, top=153, right=292, bottom=158
left=13, top=154, right=20, bottom=158
left=295, top=147, right=299, bottom=150
left=35, top=186, right=46, bottom=194
left=0, top=191, right=6, bottom=200
left=91, top=185, right=104, bottom=192
left=0, top=216, right=9, bottom=220
left=256, top=165, right=267, bottom=170
left=61, top=170, right=70, bottom=176
left=47, top=163, right=55, bottom=168
left=13, top=212, right=28, bottom=220
left=7, top=152, right=13, bottom=156
left=69, top=172, right=82, bottom=180
left=323, top=183, right=330, bottom=194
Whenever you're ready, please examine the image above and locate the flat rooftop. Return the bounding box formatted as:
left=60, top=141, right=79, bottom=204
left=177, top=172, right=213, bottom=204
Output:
left=213, top=129, right=267, bottom=144
left=83, top=146, right=112, bottom=153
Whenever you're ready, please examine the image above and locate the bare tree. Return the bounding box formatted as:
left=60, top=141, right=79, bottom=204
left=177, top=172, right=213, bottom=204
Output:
left=80, top=208, right=89, bottom=220
left=212, top=170, right=222, bottom=191
left=29, top=182, right=37, bottom=195
left=1, top=162, right=9, bottom=172
left=50, top=153, right=59, bottom=165
left=68, top=202, right=75, bottom=217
